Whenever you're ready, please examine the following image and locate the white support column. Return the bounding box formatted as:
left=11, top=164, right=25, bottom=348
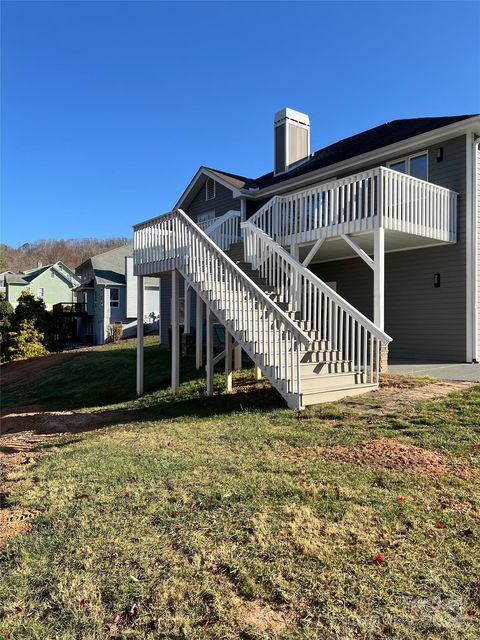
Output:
left=373, top=227, right=385, bottom=330
left=206, top=309, right=214, bottom=396
left=171, top=270, right=180, bottom=395
left=234, top=345, right=242, bottom=370
left=225, top=330, right=233, bottom=393
left=195, top=293, right=203, bottom=370
left=136, top=276, right=144, bottom=396
left=290, top=244, right=300, bottom=260
left=254, top=366, right=262, bottom=381
left=158, top=277, right=162, bottom=345
left=184, top=282, right=191, bottom=334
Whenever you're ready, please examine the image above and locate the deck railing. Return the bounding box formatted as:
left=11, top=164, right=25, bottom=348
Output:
left=248, top=167, right=457, bottom=245
left=242, top=221, right=392, bottom=384
left=134, top=209, right=311, bottom=407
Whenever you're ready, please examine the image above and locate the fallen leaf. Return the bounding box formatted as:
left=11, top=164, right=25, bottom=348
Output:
left=374, top=553, right=384, bottom=564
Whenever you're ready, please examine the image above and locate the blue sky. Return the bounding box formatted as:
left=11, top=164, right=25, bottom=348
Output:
left=2, top=1, right=479, bottom=246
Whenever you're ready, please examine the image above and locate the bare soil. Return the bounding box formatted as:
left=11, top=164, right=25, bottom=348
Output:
left=314, top=437, right=476, bottom=479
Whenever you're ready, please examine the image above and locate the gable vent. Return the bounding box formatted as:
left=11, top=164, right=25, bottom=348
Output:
left=206, top=177, right=216, bottom=201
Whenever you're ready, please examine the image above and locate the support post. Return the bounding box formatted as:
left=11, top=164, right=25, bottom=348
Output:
left=206, top=309, right=214, bottom=396
left=290, top=244, right=300, bottom=260
left=184, top=282, right=191, bottom=333
left=195, top=293, right=203, bottom=370
left=234, top=345, right=242, bottom=370
left=373, top=227, right=385, bottom=330
left=225, top=330, right=233, bottom=392
left=136, top=276, right=144, bottom=396
left=254, top=366, right=262, bottom=381
left=158, top=277, right=162, bottom=345
left=171, top=270, right=180, bottom=395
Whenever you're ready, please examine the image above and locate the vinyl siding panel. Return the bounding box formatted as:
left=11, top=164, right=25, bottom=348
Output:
left=310, top=135, right=468, bottom=362
left=477, top=143, right=480, bottom=359
left=185, top=180, right=240, bottom=222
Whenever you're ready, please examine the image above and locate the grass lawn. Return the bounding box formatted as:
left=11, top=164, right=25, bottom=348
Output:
left=1, top=338, right=479, bottom=639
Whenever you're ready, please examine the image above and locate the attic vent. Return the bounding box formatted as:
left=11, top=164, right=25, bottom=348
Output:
left=206, top=177, right=216, bottom=201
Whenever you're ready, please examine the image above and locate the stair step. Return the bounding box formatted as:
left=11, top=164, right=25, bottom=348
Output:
left=300, top=371, right=365, bottom=392
left=301, top=383, right=378, bottom=405
left=299, top=360, right=354, bottom=374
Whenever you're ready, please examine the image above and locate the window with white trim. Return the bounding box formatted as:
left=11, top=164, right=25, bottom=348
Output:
left=37, top=287, right=45, bottom=299
left=205, top=177, right=216, bottom=201
left=50, top=270, right=55, bottom=279
left=110, top=288, right=119, bottom=308
left=388, top=151, right=428, bottom=181
left=197, top=210, right=215, bottom=224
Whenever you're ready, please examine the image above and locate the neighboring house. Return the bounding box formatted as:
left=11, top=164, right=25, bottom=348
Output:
left=0, top=271, right=14, bottom=294
left=133, top=110, right=480, bottom=408
left=75, top=243, right=159, bottom=344
left=5, top=261, right=80, bottom=309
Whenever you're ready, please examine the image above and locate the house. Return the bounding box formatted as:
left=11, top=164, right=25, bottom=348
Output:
left=133, top=109, right=480, bottom=408
left=75, top=242, right=160, bottom=345
left=5, top=261, right=80, bottom=309
left=0, top=271, right=14, bottom=294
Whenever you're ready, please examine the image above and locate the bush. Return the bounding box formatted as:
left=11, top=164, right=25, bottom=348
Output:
left=6, top=319, right=48, bottom=360
left=107, top=323, right=123, bottom=343
left=0, top=293, right=13, bottom=319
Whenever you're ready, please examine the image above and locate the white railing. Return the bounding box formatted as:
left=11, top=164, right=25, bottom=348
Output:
left=134, top=209, right=311, bottom=407
left=248, top=167, right=457, bottom=245
left=203, top=210, right=241, bottom=250
left=242, top=221, right=392, bottom=384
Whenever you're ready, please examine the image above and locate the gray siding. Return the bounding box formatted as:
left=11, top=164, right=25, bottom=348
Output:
left=477, top=143, right=480, bottom=359
left=185, top=179, right=240, bottom=222
left=310, top=135, right=468, bottom=362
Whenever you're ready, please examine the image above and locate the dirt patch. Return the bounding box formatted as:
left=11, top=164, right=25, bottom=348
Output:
left=315, top=437, right=476, bottom=479
left=234, top=598, right=292, bottom=634
left=0, top=351, right=86, bottom=386
left=0, top=508, right=41, bottom=549
left=1, top=407, right=105, bottom=436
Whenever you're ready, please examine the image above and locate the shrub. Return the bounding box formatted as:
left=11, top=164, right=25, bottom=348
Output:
left=11, top=290, right=52, bottom=347
left=107, top=323, right=123, bottom=343
left=0, top=293, right=13, bottom=319
left=6, top=319, right=48, bottom=360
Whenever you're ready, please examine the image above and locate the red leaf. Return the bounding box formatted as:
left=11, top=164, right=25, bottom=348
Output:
left=124, top=491, right=132, bottom=498
left=298, top=467, right=306, bottom=474
left=467, top=608, right=475, bottom=616
left=113, top=613, right=122, bottom=624
left=171, top=511, right=178, bottom=517
left=79, top=492, right=91, bottom=499
left=374, top=553, right=384, bottom=564
left=79, top=599, right=88, bottom=606
left=127, top=606, right=136, bottom=618
left=397, top=496, right=405, bottom=502
left=14, top=606, right=23, bottom=614
left=130, top=476, right=139, bottom=484
left=436, top=522, right=445, bottom=529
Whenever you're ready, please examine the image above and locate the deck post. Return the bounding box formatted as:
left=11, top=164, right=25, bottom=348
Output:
left=184, top=282, right=191, bottom=333
left=158, top=277, right=162, bottom=345
left=195, top=293, right=203, bottom=369
left=206, top=308, right=214, bottom=395
left=136, top=275, right=144, bottom=396
left=254, top=366, right=262, bottom=381
left=171, top=269, right=180, bottom=395
left=234, top=345, right=242, bottom=370
left=373, top=227, right=385, bottom=330
left=225, top=330, right=233, bottom=392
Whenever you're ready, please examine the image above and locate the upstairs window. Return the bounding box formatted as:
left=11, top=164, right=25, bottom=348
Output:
left=110, top=288, right=119, bottom=308
left=388, top=152, right=428, bottom=181
left=50, top=270, right=55, bottom=279
left=205, top=177, right=216, bottom=201
left=37, top=287, right=45, bottom=299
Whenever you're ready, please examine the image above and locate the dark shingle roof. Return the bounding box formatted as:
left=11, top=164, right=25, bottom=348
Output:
left=207, top=115, right=478, bottom=192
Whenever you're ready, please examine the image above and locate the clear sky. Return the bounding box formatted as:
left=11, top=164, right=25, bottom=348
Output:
left=2, top=0, right=479, bottom=246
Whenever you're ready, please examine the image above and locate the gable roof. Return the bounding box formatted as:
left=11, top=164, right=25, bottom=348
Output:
left=5, top=261, right=79, bottom=288
left=77, top=242, right=158, bottom=287
left=189, top=115, right=479, bottom=198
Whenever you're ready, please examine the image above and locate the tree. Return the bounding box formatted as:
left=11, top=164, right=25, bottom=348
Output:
left=6, top=319, right=48, bottom=360
left=10, top=290, right=52, bottom=347
left=0, top=292, right=14, bottom=320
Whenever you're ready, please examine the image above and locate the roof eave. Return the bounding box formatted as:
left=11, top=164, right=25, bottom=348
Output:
left=241, top=115, right=480, bottom=199
left=174, top=166, right=243, bottom=211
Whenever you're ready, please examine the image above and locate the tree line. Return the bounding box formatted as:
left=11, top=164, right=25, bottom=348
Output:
left=0, top=238, right=130, bottom=273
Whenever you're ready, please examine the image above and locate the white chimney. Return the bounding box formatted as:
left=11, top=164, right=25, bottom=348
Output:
left=274, top=108, right=310, bottom=176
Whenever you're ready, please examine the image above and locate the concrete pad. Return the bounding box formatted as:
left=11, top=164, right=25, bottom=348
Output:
left=388, top=361, right=480, bottom=382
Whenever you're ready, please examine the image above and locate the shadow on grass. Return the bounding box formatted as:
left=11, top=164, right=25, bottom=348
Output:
left=1, top=340, right=285, bottom=438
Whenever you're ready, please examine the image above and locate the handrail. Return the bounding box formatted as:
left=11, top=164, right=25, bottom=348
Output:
left=241, top=220, right=392, bottom=383
left=248, top=166, right=457, bottom=245
left=134, top=208, right=312, bottom=406
left=242, top=221, right=392, bottom=344
left=203, top=210, right=241, bottom=250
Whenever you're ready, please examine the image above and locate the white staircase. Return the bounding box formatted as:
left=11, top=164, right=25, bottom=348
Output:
left=134, top=207, right=392, bottom=408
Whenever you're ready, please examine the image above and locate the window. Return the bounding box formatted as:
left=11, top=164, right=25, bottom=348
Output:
left=37, top=287, right=45, bottom=299
left=197, top=210, right=215, bottom=224
left=50, top=270, right=55, bottom=279
left=205, top=177, right=216, bottom=201
left=388, top=152, right=428, bottom=181
left=110, top=288, right=119, bottom=308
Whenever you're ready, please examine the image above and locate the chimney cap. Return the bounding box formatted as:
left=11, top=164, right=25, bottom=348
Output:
left=274, top=108, right=310, bottom=126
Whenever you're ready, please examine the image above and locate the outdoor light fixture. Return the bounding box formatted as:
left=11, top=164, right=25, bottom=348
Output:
left=434, top=273, right=441, bottom=288
left=436, top=147, right=444, bottom=162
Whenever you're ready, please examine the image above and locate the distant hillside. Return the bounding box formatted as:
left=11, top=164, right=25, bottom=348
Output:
left=0, top=238, right=130, bottom=273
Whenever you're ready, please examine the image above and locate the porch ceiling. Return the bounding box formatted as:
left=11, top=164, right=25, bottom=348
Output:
left=301, top=229, right=451, bottom=265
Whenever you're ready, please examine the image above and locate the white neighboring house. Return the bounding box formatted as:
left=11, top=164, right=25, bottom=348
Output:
left=75, top=243, right=160, bottom=345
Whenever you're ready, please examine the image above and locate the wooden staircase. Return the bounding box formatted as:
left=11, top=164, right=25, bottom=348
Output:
left=225, top=242, right=377, bottom=405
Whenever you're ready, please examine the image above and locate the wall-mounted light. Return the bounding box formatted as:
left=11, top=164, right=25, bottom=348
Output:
left=436, top=147, right=444, bottom=162
left=434, top=273, right=441, bottom=288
